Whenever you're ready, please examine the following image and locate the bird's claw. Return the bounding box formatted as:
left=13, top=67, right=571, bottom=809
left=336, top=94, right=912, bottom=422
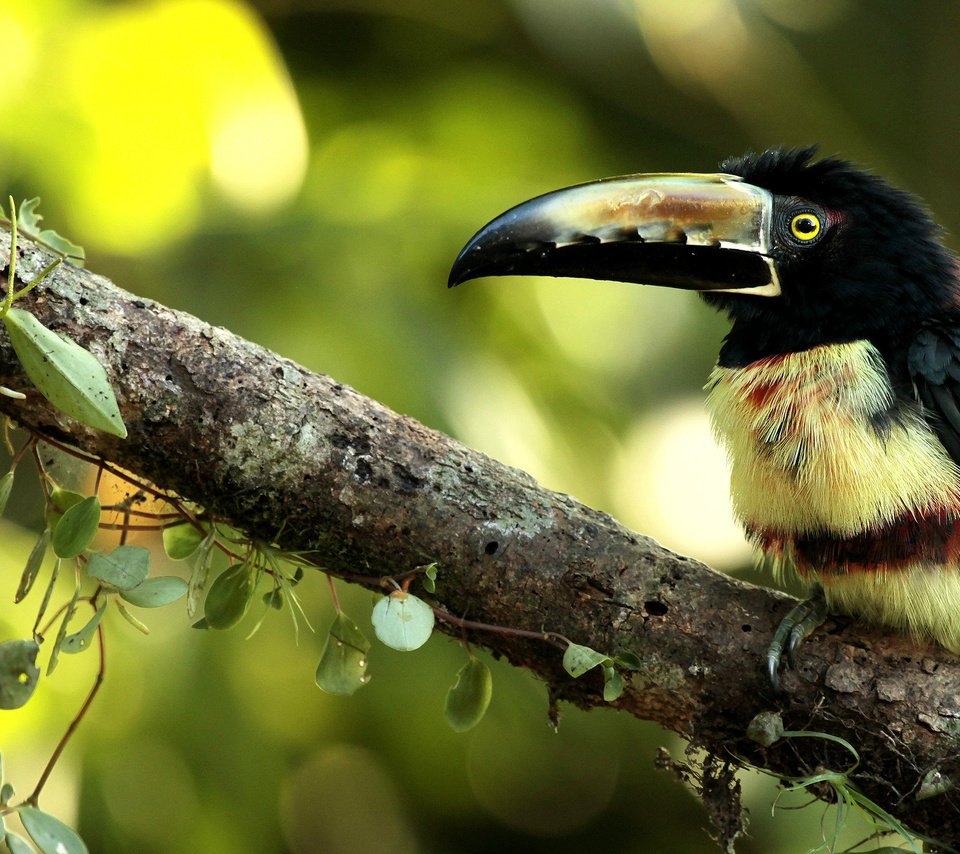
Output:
left=767, top=585, right=827, bottom=693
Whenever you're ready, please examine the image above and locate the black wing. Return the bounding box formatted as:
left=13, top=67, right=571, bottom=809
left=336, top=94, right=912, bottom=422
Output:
left=908, top=321, right=960, bottom=466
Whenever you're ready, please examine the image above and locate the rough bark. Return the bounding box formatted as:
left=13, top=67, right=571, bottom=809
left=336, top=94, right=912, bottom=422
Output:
left=2, top=232, right=960, bottom=847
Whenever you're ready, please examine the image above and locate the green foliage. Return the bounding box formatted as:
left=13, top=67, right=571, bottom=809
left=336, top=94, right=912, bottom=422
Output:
left=2, top=308, right=127, bottom=438
left=61, top=601, right=107, bottom=654
left=0, top=639, right=40, bottom=710
left=15, top=526, right=50, bottom=603
left=19, top=805, right=88, bottom=854
left=422, top=562, right=438, bottom=594
left=370, top=591, right=434, bottom=651
left=763, top=730, right=939, bottom=853
left=162, top=522, right=205, bottom=560
left=51, top=496, right=101, bottom=559
left=561, top=642, right=638, bottom=702
left=1, top=199, right=123, bottom=439
left=85, top=545, right=150, bottom=590
left=7, top=198, right=85, bottom=265
left=120, top=576, right=188, bottom=608
left=315, top=612, right=371, bottom=696
left=204, top=560, right=258, bottom=630
left=0, top=470, right=13, bottom=515
left=444, top=656, right=492, bottom=732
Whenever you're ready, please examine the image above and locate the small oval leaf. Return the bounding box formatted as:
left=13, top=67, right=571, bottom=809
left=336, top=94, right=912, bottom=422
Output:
left=5, top=830, right=35, bottom=854
left=315, top=612, right=371, bottom=696
left=19, top=806, right=88, bottom=854
left=204, top=562, right=257, bottom=630
left=62, top=601, right=108, bottom=654
left=49, top=487, right=85, bottom=515
left=3, top=306, right=126, bottom=438
left=0, top=640, right=40, bottom=710
left=371, top=592, right=434, bottom=651
left=162, top=522, right=205, bottom=561
left=15, top=525, right=50, bottom=603
left=51, top=495, right=101, bottom=558
left=85, top=545, right=150, bottom=590
left=562, top=643, right=609, bottom=678
left=602, top=666, right=624, bottom=702
left=445, top=657, right=493, bottom=732
left=120, top=576, right=188, bottom=608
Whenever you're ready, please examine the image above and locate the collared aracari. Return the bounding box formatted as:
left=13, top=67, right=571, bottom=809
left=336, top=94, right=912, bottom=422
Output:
left=448, top=147, right=960, bottom=689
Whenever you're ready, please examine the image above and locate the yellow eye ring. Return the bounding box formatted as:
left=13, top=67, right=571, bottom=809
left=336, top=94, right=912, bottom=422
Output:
left=789, top=212, right=822, bottom=242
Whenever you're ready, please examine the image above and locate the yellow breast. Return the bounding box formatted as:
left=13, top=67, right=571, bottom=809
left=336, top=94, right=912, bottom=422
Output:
left=706, top=340, right=960, bottom=537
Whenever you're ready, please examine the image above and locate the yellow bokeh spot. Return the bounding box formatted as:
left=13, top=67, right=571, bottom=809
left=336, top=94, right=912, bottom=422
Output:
left=610, top=399, right=752, bottom=570
left=10, top=0, right=306, bottom=252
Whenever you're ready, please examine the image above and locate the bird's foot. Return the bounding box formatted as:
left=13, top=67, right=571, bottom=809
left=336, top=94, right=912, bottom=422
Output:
left=767, top=585, right=827, bottom=693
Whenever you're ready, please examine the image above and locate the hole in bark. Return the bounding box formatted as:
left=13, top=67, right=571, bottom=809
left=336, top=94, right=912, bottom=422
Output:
left=484, top=541, right=499, bottom=555
left=644, top=600, right=668, bottom=616
left=741, top=624, right=752, bottom=632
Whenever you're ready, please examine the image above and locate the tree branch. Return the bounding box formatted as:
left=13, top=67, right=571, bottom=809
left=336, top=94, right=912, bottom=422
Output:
left=2, top=232, right=960, bottom=845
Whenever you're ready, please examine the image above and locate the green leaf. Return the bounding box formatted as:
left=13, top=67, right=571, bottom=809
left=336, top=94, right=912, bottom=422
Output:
left=16, top=198, right=86, bottom=264
left=186, top=528, right=217, bottom=618
left=115, top=599, right=149, bottom=634
left=5, top=830, right=35, bottom=854
left=120, top=576, right=187, bottom=608
left=422, top=562, right=438, bottom=594
left=51, top=495, right=100, bottom=558
left=204, top=561, right=257, bottom=630
left=47, top=581, right=81, bottom=675
left=33, top=558, right=61, bottom=637
left=0, top=471, right=13, bottom=516
left=602, top=665, right=624, bottom=702
left=62, top=601, right=107, bottom=654
left=85, top=545, right=150, bottom=590
left=445, top=657, right=493, bottom=732
left=1, top=782, right=14, bottom=805
left=15, top=525, right=50, bottom=603
left=49, top=487, right=85, bottom=515
left=562, top=643, right=609, bottom=678
left=2, top=307, right=126, bottom=437
left=371, top=592, right=434, bottom=651
left=315, top=612, right=371, bottom=696
left=0, top=639, right=40, bottom=709
left=262, top=588, right=284, bottom=610
left=19, top=806, right=88, bottom=854
left=613, top=651, right=643, bottom=671
left=162, top=522, right=205, bottom=560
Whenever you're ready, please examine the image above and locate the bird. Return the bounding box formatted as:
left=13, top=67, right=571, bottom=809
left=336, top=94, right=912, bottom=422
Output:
left=448, top=146, right=960, bottom=690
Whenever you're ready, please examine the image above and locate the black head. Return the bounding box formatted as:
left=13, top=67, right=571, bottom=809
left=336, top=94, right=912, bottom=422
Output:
left=708, top=147, right=958, bottom=366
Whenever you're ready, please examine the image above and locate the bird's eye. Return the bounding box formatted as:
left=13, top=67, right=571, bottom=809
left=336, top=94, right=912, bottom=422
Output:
left=788, top=211, right=823, bottom=243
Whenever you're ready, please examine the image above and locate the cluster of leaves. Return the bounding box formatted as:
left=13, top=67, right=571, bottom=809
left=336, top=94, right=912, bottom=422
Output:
left=748, top=715, right=946, bottom=854
left=1, top=755, right=86, bottom=854
left=313, top=564, right=494, bottom=732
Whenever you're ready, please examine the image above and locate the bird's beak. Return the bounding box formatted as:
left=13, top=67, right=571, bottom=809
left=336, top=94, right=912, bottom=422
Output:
left=448, top=173, right=780, bottom=297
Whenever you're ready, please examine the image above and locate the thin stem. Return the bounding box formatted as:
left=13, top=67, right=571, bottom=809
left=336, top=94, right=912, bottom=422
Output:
left=3, top=196, right=16, bottom=317
left=27, top=622, right=106, bottom=806
left=326, top=572, right=341, bottom=612
left=12, top=257, right=63, bottom=301
left=433, top=607, right=567, bottom=650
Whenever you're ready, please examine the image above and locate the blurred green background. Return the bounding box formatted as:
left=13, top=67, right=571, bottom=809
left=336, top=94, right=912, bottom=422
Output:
left=0, top=1, right=956, bottom=851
